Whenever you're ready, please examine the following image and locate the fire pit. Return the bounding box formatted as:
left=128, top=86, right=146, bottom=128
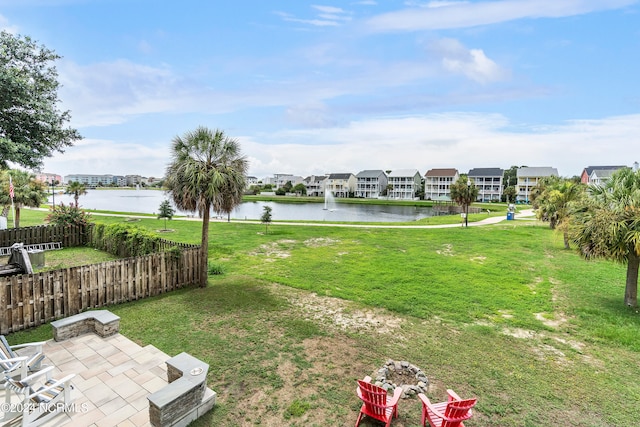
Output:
left=374, top=360, right=429, bottom=398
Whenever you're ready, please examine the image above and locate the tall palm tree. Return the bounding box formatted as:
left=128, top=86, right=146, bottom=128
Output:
left=65, top=181, right=88, bottom=207
left=534, top=178, right=585, bottom=248
left=164, top=127, right=248, bottom=287
left=0, top=169, right=47, bottom=228
left=570, top=168, right=640, bottom=307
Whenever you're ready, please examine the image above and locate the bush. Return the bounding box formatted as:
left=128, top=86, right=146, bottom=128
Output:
left=46, top=203, right=91, bottom=227
left=208, top=261, right=225, bottom=275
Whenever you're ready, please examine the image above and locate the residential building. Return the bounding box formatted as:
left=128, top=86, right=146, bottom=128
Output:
left=34, top=173, right=63, bottom=185
left=64, top=174, right=120, bottom=187
left=580, top=165, right=626, bottom=185
left=424, top=168, right=459, bottom=200
left=589, top=168, right=629, bottom=187
left=468, top=168, right=504, bottom=202
left=387, top=169, right=422, bottom=200
left=325, top=173, right=356, bottom=198
left=246, top=176, right=258, bottom=188
left=355, top=170, right=388, bottom=199
left=273, top=174, right=303, bottom=189
left=580, top=165, right=627, bottom=184
left=303, top=175, right=328, bottom=197
left=516, top=167, right=558, bottom=203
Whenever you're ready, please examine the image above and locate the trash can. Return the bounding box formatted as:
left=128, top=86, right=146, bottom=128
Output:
left=28, top=249, right=45, bottom=268
left=506, top=212, right=514, bottom=221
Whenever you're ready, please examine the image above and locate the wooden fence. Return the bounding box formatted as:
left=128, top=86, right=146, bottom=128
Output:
left=0, top=247, right=201, bottom=334
left=0, top=224, right=89, bottom=249
left=0, top=223, right=202, bottom=334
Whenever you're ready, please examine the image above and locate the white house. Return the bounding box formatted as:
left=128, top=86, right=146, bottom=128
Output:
left=387, top=169, right=422, bottom=200
left=468, top=168, right=503, bottom=202
left=516, top=167, right=558, bottom=203
left=355, top=170, right=388, bottom=199
left=424, top=168, right=459, bottom=200
left=325, top=173, right=356, bottom=198
left=303, top=175, right=327, bottom=197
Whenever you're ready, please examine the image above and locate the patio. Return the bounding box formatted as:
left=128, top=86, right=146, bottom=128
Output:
left=7, top=332, right=170, bottom=427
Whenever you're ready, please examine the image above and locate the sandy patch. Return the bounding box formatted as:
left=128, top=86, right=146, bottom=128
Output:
left=280, top=287, right=404, bottom=336
left=436, top=244, right=454, bottom=256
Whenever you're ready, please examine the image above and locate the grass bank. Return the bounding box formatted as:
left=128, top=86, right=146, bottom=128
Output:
left=7, top=209, right=639, bottom=426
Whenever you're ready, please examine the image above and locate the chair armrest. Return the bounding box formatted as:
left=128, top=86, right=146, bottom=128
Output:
left=27, top=374, right=75, bottom=401
left=447, top=389, right=463, bottom=402
left=1, top=356, right=28, bottom=365
left=418, top=393, right=447, bottom=419
left=388, top=386, right=402, bottom=406
left=20, top=365, right=54, bottom=383
left=10, top=341, right=45, bottom=353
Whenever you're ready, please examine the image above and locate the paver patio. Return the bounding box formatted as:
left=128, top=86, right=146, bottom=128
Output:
left=4, top=333, right=171, bottom=427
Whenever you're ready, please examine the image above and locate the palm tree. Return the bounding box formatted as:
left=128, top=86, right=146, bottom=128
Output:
left=0, top=169, right=47, bottom=228
left=534, top=178, right=585, bottom=248
left=164, top=127, right=248, bottom=287
left=570, top=168, right=640, bottom=307
left=65, top=181, right=88, bottom=207
left=450, top=176, right=479, bottom=227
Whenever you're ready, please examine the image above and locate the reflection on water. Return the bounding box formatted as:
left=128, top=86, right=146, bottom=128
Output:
left=49, top=190, right=437, bottom=223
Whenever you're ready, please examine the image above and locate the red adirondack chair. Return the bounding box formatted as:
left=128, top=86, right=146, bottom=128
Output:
left=355, top=375, right=403, bottom=427
left=418, top=389, right=477, bottom=427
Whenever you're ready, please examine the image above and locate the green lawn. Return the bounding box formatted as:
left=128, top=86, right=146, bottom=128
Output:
left=6, top=208, right=640, bottom=426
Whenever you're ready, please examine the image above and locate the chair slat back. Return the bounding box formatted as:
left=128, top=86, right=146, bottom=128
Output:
left=0, top=335, right=17, bottom=370
left=357, top=380, right=388, bottom=418
left=442, top=398, right=477, bottom=427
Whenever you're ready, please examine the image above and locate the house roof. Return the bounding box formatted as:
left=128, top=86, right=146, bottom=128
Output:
left=425, top=168, right=458, bottom=177
left=582, top=165, right=627, bottom=176
left=590, top=168, right=622, bottom=179
left=327, top=173, right=354, bottom=180
left=467, top=168, right=504, bottom=177
left=517, top=167, right=558, bottom=178
left=356, top=170, right=386, bottom=178
left=387, top=169, right=420, bottom=177
left=303, top=175, right=327, bottom=183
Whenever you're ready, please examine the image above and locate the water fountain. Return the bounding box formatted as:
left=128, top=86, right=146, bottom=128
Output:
left=323, top=182, right=336, bottom=211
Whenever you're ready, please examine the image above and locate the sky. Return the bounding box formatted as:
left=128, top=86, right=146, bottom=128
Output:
left=2, top=0, right=639, bottom=180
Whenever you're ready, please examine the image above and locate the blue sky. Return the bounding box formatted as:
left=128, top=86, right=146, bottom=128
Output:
left=2, top=0, right=639, bottom=179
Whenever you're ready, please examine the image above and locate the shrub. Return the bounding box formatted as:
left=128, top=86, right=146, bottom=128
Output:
left=208, top=261, right=225, bottom=275
left=46, top=203, right=91, bottom=227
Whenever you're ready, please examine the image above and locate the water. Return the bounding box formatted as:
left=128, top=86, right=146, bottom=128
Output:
left=48, top=189, right=438, bottom=222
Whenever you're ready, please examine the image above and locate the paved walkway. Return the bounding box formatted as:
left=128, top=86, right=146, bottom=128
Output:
left=82, top=208, right=536, bottom=229
left=4, top=334, right=170, bottom=427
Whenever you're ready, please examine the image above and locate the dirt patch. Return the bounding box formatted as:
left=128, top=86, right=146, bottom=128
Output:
left=249, top=240, right=296, bottom=260
left=436, top=244, right=454, bottom=256
left=535, top=312, right=568, bottom=329
left=470, top=256, right=486, bottom=263
left=278, top=286, right=404, bottom=336
left=304, top=237, right=340, bottom=247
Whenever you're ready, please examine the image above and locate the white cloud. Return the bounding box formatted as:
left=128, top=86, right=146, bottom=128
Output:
left=276, top=5, right=352, bottom=27
left=0, top=14, right=19, bottom=33
left=42, top=138, right=170, bottom=177
left=41, top=112, right=640, bottom=180
left=312, top=5, right=347, bottom=14
left=427, top=38, right=508, bottom=83
left=240, top=112, right=640, bottom=179
left=367, top=0, right=637, bottom=32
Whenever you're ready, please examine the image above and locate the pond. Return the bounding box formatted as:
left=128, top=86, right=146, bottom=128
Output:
left=49, top=190, right=439, bottom=223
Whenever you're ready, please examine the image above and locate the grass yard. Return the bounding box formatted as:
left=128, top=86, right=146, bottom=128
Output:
left=6, top=208, right=640, bottom=426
